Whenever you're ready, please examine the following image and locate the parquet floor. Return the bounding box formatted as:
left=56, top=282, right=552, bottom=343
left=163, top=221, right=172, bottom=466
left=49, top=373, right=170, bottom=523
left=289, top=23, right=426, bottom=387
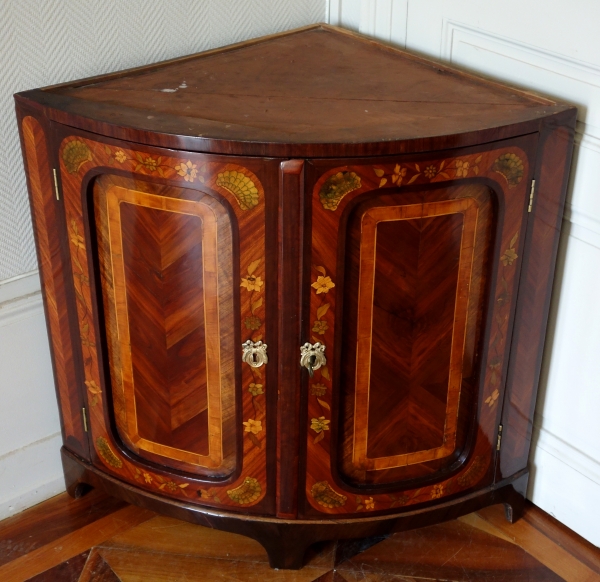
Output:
left=0, top=489, right=598, bottom=581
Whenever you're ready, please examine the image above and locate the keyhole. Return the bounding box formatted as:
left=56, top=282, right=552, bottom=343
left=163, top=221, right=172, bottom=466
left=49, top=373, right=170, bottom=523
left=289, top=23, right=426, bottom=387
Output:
left=251, top=353, right=257, bottom=364
left=308, top=354, right=316, bottom=378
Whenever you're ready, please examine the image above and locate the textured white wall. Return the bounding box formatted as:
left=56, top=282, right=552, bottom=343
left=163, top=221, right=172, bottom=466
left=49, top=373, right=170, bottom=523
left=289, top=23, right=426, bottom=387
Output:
left=329, top=0, right=600, bottom=546
left=0, top=0, right=325, bottom=281
left=0, top=0, right=325, bottom=519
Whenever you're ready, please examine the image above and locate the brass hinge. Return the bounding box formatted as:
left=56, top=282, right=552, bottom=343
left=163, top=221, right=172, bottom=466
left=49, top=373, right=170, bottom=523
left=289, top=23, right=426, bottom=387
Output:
left=496, top=424, right=503, bottom=451
left=82, top=407, right=88, bottom=432
left=528, top=179, right=536, bottom=212
left=52, top=169, right=60, bottom=201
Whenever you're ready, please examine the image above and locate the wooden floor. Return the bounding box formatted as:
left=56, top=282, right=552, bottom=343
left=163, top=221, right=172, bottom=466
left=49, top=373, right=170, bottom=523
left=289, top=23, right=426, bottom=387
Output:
left=0, top=489, right=598, bottom=582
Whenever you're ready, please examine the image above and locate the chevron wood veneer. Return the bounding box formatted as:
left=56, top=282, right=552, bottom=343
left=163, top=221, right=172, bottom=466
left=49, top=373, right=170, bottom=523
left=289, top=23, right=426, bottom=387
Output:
left=100, top=184, right=229, bottom=469
left=340, top=184, right=494, bottom=483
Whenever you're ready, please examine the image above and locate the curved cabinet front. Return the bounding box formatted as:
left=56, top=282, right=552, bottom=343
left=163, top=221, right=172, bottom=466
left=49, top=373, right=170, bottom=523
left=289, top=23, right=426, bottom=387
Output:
left=303, top=136, right=538, bottom=516
left=53, top=127, right=278, bottom=514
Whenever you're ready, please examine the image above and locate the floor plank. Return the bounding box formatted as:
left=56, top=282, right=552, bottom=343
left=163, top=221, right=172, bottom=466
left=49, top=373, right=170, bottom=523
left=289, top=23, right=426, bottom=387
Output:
left=521, top=501, right=600, bottom=576
left=0, top=505, right=154, bottom=582
left=97, top=546, right=331, bottom=582
left=100, top=515, right=274, bottom=563
left=78, top=549, right=123, bottom=582
left=336, top=519, right=564, bottom=581
left=24, top=550, right=90, bottom=582
left=477, top=504, right=599, bottom=582
left=0, top=489, right=126, bottom=567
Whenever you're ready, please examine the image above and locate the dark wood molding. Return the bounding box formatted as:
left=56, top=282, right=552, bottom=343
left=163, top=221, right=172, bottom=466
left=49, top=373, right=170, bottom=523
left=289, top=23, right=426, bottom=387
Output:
left=277, top=160, right=305, bottom=518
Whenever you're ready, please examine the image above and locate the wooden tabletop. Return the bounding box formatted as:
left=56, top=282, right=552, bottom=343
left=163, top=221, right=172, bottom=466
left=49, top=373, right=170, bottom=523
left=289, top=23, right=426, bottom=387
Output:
left=17, top=25, right=573, bottom=157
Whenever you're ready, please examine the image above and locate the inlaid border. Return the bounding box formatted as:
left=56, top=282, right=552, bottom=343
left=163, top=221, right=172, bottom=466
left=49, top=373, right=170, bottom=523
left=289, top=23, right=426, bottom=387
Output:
left=106, top=186, right=224, bottom=469
left=353, top=198, right=479, bottom=471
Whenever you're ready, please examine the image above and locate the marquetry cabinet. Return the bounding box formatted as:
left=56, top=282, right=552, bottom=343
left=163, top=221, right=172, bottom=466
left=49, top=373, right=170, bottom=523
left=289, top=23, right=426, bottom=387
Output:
left=16, top=25, right=576, bottom=569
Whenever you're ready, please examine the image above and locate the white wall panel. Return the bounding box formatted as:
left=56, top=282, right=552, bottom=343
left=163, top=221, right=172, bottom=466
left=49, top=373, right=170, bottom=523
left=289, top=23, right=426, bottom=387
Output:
left=0, top=271, right=63, bottom=519
left=329, top=0, right=361, bottom=31
left=333, top=0, right=600, bottom=545
left=405, top=0, right=600, bottom=66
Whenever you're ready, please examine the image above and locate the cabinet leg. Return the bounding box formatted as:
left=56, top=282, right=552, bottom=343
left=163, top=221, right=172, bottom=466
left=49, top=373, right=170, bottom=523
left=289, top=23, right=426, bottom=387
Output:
left=61, top=446, right=94, bottom=499
left=258, top=537, right=311, bottom=570
left=503, top=498, right=525, bottom=524
left=252, top=527, right=319, bottom=570
left=503, top=471, right=528, bottom=523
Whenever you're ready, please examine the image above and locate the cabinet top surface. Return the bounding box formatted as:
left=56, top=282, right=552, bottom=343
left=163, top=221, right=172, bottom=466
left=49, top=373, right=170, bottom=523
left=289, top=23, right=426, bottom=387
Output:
left=19, top=25, right=573, bottom=156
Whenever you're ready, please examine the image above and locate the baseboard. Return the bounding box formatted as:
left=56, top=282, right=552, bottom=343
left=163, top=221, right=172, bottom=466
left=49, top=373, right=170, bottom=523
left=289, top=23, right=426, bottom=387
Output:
left=0, top=270, right=43, bottom=328
left=0, top=270, right=40, bottom=302
left=0, top=432, right=65, bottom=521
left=529, top=423, right=600, bottom=546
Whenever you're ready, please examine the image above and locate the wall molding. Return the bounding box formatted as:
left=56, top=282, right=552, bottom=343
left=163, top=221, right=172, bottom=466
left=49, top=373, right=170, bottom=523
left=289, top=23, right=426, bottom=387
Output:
left=529, top=440, right=600, bottom=546
left=533, top=413, right=600, bottom=487
left=438, top=19, right=600, bottom=252
left=563, top=209, right=600, bottom=251
left=441, top=19, right=600, bottom=142
left=0, top=291, right=43, bottom=329
left=0, top=271, right=43, bottom=328
left=0, top=269, right=40, bottom=302
left=442, top=19, right=600, bottom=77
left=575, top=121, right=600, bottom=154
left=327, top=0, right=342, bottom=26
left=0, top=270, right=43, bottom=328
left=0, top=432, right=64, bottom=521
left=332, top=0, right=407, bottom=46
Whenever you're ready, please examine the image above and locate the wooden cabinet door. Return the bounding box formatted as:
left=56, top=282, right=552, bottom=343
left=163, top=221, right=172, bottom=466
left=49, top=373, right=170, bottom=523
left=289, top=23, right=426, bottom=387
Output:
left=56, top=127, right=277, bottom=513
left=302, top=136, right=538, bottom=517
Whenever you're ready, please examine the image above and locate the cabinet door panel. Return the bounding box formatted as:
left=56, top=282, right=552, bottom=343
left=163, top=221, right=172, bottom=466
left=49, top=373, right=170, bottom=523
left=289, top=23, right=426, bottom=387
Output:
left=56, top=127, right=276, bottom=513
left=302, top=136, right=537, bottom=517
left=95, top=179, right=236, bottom=474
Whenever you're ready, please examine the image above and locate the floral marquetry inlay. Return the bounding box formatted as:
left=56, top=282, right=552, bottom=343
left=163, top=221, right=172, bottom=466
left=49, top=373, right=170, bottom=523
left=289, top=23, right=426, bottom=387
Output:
left=58, top=135, right=269, bottom=510
left=308, top=266, right=335, bottom=446
left=96, top=437, right=122, bottom=469
left=319, top=170, right=361, bottom=210
left=307, top=144, right=531, bottom=515
left=62, top=140, right=92, bottom=174
left=240, top=258, right=267, bottom=452
left=501, top=233, right=520, bottom=267
left=315, top=150, right=526, bottom=216
left=493, top=153, right=525, bottom=188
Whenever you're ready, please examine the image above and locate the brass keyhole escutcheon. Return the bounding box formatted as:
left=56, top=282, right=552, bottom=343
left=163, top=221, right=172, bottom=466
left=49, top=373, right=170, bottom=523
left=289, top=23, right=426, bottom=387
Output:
left=242, top=340, right=268, bottom=368
left=300, top=342, right=326, bottom=377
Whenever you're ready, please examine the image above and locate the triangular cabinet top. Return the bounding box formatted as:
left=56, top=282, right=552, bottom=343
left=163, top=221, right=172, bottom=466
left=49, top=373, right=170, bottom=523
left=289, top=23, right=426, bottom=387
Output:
left=16, top=24, right=574, bottom=157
